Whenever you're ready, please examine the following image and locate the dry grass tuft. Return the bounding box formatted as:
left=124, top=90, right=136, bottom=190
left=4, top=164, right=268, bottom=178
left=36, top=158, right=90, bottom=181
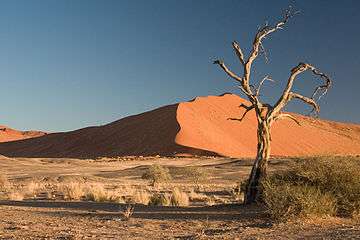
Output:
left=84, top=183, right=122, bottom=203
left=59, top=182, right=85, bottom=200
left=7, top=191, right=24, bottom=201
left=26, top=180, right=44, bottom=197
left=170, top=187, right=189, bottom=207
left=133, top=190, right=150, bottom=205
left=0, top=174, right=10, bottom=192
left=149, top=193, right=171, bottom=206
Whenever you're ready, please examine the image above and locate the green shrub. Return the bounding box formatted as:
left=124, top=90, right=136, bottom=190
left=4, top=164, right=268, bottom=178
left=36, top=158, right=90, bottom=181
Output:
left=262, top=156, right=360, bottom=221
left=263, top=181, right=337, bottom=220
left=142, top=165, right=172, bottom=186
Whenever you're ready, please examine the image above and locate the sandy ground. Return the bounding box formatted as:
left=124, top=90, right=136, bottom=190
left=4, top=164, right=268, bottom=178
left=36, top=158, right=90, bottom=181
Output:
left=1, top=156, right=360, bottom=239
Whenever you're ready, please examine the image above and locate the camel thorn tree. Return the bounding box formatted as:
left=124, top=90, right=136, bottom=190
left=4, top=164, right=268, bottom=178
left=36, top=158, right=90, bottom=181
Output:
left=213, top=7, right=332, bottom=204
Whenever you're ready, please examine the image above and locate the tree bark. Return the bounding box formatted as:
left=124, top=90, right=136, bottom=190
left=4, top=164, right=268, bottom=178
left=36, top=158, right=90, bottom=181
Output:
left=244, top=120, right=271, bottom=204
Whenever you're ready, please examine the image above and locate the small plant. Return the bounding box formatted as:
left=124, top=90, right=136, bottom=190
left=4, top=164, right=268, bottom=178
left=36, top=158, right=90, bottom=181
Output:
left=142, top=164, right=172, bottom=186
left=59, top=182, right=85, bottom=200
left=149, top=193, right=171, bottom=206
left=182, top=167, right=209, bottom=186
left=121, top=205, right=134, bottom=221
left=170, top=187, right=189, bottom=207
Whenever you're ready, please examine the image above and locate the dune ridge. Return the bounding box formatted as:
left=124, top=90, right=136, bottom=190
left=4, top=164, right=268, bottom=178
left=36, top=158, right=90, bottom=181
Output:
left=0, top=125, right=46, bottom=143
left=0, top=93, right=359, bottom=158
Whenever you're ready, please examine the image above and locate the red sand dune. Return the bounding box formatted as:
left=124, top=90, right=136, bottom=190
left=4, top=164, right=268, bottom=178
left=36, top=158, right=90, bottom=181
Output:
left=0, top=125, right=46, bottom=143
left=0, top=94, right=359, bottom=158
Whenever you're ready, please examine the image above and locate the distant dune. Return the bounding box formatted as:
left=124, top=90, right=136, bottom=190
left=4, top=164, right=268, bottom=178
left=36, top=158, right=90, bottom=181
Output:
left=0, top=94, right=360, bottom=158
left=0, top=125, right=46, bottom=143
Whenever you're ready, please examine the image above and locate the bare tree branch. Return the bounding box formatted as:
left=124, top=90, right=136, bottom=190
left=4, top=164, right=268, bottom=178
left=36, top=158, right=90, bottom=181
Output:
left=311, top=68, right=332, bottom=100
left=232, top=41, right=245, bottom=66
left=259, top=41, right=269, bottom=63
left=271, top=62, right=331, bottom=117
left=228, top=104, right=255, bottom=122
left=273, top=113, right=301, bottom=126
left=290, top=92, right=320, bottom=115
left=247, top=6, right=298, bottom=66
left=256, top=75, right=275, bottom=96
left=213, top=60, right=243, bottom=83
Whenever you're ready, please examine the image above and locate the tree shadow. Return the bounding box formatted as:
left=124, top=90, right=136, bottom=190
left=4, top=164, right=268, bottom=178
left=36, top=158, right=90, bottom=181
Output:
left=0, top=200, right=269, bottom=224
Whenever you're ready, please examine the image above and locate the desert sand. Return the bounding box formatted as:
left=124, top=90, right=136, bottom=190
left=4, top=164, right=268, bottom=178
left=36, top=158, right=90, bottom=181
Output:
left=1, top=155, right=359, bottom=239
left=0, top=93, right=359, bottom=159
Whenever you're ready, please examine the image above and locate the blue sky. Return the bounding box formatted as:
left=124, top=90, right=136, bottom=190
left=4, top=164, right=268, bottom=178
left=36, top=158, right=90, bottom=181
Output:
left=0, top=0, right=359, bottom=132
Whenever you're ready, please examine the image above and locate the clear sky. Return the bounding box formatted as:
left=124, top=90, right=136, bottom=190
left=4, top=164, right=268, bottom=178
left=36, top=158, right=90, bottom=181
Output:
left=0, top=0, right=359, bottom=132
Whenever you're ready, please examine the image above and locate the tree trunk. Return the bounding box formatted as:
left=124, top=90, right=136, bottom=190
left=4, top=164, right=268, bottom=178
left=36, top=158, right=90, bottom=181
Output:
left=244, top=120, right=271, bottom=204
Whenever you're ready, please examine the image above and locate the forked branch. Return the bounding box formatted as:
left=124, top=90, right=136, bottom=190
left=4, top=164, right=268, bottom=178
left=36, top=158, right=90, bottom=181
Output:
left=228, top=103, right=255, bottom=122
left=271, top=62, right=332, bottom=117
left=248, top=7, right=299, bottom=65
left=232, top=41, right=245, bottom=66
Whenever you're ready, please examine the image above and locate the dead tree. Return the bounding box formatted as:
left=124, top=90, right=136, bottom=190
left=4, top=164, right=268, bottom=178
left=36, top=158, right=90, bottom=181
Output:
left=213, top=8, right=332, bottom=204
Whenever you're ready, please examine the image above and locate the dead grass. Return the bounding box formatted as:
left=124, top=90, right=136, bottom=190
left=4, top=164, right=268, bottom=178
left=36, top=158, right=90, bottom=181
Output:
left=25, top=180, right=45, bottom=197
left=84, top=183, right=122, bottom=203
left=170, top=187, right=189, bottom=206
left=59, top=182, right=85, bottom=200
left=133, top=190, right=150, bottom=205
left=7, top=191, right=24, bottom=201
left=0, top=174, right=10, bottom=192
left=149, top=193, right=171, bottom=206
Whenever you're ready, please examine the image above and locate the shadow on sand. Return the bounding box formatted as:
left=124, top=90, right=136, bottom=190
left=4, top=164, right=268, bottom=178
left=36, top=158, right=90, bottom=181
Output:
left=0, top=200, right=269, bottom=224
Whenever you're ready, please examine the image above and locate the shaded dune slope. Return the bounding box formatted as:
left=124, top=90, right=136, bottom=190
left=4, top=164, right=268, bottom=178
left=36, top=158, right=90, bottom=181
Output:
left=0, top=104, right=216, bottom=158
left=0, top=94, right=359, bottom=158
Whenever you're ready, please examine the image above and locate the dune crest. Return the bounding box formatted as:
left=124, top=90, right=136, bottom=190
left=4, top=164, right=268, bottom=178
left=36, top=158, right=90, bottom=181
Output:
left=0, top=125, right=46, bottom=143
left=0, top=94, right=359, bottom=158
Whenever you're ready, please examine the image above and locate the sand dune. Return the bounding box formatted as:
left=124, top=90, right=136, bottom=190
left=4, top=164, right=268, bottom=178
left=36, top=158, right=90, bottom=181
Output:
left=0, top=93, right=359, bottom=158
left=0, top=125, right=46, bottom=143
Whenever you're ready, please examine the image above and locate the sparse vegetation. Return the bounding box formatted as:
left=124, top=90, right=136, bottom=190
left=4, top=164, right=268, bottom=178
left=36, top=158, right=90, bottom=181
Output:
left=149, top=193, right=171, bottom=206
left=26, top=180, right=44, bottom=197
left=84, top=184, right=122, bottom=203
left=133, top=190, right=150, bottom=205
left=121, top=205, right=134, bottom=221
left=170, top=187, right=189, bottom=206
left=0, top=174, right=10, bottom=192
left=262, top=156, right=360, bottom=221
left=180, top=166, right=209, bottom=186
left=7, top=191, right=24, bottom=201
left=59, top=182, right=85, bottom=200
left=142, top=164, right=172, bottom=186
